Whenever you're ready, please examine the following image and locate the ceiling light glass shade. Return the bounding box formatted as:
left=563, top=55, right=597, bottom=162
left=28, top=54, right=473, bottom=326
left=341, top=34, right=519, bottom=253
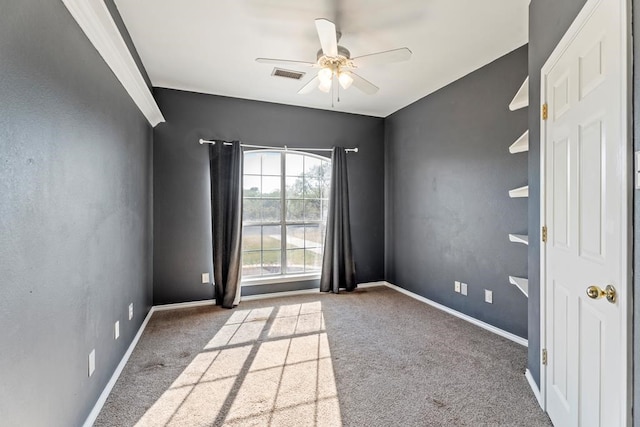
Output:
left=318, top=78, right=332, bottom=93
left=338, top=72, right=353, bottom=90
left=318, top=67, right=333, bottom=84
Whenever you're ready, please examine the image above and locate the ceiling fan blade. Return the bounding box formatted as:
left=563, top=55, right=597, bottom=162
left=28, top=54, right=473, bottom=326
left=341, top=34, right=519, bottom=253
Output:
left=352, top=47, right=412, bottom=68
left=350, top=72, right=379, bottom=95
left=256, top=58, right=317, bottom=67
left=315, top=18, right=338, bottom=57
left=298, top=75, right=320, bottom=94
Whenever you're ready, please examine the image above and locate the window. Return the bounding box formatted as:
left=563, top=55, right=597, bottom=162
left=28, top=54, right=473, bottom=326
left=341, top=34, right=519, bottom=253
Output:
left=242, top=151, right=331, bottom=280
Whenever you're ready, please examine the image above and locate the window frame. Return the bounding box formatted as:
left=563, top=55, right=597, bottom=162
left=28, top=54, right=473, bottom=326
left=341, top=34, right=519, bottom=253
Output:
left=241, top=149, right=330, bottom=285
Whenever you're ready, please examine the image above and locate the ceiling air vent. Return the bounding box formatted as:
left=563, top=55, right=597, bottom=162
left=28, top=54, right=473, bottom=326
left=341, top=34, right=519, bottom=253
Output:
left=271, top=68, right=305, bottom=80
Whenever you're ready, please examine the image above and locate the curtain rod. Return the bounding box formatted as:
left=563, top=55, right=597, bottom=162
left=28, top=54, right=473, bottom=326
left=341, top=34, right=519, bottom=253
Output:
left=198, top=139, right=358, bottom=153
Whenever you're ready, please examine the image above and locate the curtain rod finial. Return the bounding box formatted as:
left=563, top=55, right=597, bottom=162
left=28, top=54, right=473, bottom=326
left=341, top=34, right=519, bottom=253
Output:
left=353, top=147, right=359, bottom=153
left=199, top=139, right=204, bottom=144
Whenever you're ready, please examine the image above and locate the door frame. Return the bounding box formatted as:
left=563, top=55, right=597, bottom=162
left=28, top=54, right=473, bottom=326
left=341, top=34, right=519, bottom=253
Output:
left=539, top=0, right=632, bottom=422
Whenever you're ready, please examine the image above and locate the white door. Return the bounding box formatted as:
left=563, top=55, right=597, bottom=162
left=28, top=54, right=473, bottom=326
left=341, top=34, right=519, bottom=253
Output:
left=542, top=0, right=629, bottom=426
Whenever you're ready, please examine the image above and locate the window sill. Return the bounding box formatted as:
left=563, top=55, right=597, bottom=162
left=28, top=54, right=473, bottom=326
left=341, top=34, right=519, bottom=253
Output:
left=242, top=273, right=321, bottom=287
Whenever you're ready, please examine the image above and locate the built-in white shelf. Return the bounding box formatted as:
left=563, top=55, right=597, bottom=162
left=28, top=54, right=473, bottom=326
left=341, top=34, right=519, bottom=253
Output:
left=509, top=276, right=529, bottom=297
left=509, top=77, right=529, bottom=111
left=507, top=77, right=529, bottom=296
left=509, top=130, right=529, bottom=154
left=509, top=185, right=529, bottom=198
left=509, top=234, right=529, bottom=245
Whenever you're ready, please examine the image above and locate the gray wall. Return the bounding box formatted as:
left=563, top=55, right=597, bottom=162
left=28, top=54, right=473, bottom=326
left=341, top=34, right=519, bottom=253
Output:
left=527, top=0, right=588, bottom=387
left=153, top=88, right=385, bottom=304
left=384, top=46, right=529, bottom=338
left=0, top=1, right=153, bottom=425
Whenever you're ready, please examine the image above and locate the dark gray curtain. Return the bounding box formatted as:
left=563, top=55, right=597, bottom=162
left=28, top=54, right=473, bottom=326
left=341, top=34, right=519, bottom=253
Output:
left=210, top=141, right=243, bottom=308
left=320, top=147, right=356, bottom=293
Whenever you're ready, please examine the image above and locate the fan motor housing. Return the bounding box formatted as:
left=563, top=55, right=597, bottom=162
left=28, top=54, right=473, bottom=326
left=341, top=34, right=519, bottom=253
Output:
left=317, top=45, right=351, bottom=61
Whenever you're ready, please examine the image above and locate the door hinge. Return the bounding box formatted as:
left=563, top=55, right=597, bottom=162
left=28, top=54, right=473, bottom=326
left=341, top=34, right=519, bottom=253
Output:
left=542, top=103, right=548, bottom=120
left=542, top=226, right=548, bottom=243
left=542, top=348, right=548, bottom=365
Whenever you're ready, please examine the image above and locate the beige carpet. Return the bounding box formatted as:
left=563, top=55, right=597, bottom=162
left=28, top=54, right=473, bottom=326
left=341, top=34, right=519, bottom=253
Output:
left=95, top=286, right=551, bottom=426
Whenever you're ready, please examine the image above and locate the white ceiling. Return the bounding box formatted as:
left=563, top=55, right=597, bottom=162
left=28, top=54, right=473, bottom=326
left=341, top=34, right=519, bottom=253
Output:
left=113, top=0, right=529, bottom=118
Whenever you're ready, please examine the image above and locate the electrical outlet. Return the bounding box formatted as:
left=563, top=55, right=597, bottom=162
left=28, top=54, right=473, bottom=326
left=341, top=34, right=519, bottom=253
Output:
left=129, top=303, right=134, bottom=320
left=114, top=321, right=120, bottom=340
left=485, top=290, right=493, bottom=304
left=202, top=272, right=210, bottom=284
left=454, top=281, right=461, bottom=293
left=88, top=349, right=96, bottom=377
left=461, top=283, right=468, bottom=296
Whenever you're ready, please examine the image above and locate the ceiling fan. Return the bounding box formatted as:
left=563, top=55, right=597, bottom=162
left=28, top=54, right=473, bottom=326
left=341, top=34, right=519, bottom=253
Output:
left=256, top=18, right=412, bottom=96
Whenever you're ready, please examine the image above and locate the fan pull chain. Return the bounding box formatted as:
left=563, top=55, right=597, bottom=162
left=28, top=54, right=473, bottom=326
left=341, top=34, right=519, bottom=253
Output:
left=331, top=75, right=335, bottom=108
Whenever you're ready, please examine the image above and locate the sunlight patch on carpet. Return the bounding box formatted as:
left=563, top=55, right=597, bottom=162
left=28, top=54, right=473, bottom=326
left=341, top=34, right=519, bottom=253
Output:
left=134, top=302, right=342, bottom=426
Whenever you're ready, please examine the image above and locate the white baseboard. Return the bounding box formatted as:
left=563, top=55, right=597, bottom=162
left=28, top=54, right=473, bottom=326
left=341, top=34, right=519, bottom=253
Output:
left=82, top=306, right=155, bottom=427
left=357, top=281, right=387, bottom=289
left=525, top=369, right=543, bottom=409
left=381, top=281, right=528, bottom=347
left=153, top=299, right=216, bottom=312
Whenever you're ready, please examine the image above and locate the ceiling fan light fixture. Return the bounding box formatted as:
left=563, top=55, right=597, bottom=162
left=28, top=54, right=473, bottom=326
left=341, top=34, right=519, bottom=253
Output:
left=318, top=67, right=333, bottom=84
left=338, top=72, right=353, bottom=90
left=318, top=78, right=332, bottom=93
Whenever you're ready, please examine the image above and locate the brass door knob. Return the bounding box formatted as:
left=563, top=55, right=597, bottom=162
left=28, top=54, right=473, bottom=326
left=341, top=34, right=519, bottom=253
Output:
left=586, top=285, right=617, bottom=303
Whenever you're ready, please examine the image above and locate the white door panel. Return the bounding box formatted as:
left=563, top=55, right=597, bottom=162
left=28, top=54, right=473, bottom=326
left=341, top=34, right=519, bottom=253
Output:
left=542, top=0, right=628, bottom=426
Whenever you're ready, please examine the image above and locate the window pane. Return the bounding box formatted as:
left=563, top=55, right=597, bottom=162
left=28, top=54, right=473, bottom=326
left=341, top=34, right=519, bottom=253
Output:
left=241, top=151, right=331, bottom=279
left=286, top=153, right=304, bottom=176
left=262, top=250, right=281, bottom=274
left=285, top=177, right=304, bottom=199
left=286, top=225, right=305, bottom=249
left=304, top=156, right=322, bottom=174
left=262, top=176, right=281, bottom=198
left=242, top=251, right=262, bottom=277
left=286, top=200, right=304, bottom=222
left=243, top=175, right=261, bottom=196
left=305, top=178, right=321, bottom=199
left=321, top=199, right=329, bottom=221
left=305, top=249, right=322, bottom=272
left=320, top=162, right=331, bottom=179
left=286, top=249, right=305, bottom=274
left=242, top=226, right=262, bottom=250
left=321, top=178, right=331, bottom=198
left=317, top=164, right=331, bottom=198
left=304, top=200, right=321, bottom=221
left=243, top=199, right=261, bottom=222
left=304, top=224, right=323, bottom=247
left=244, top=153, right=261, bottom=175
left=262, top=153, right=281, bottom=175
left=262, top=226, right=281, bottom=250
left=262, top=199, right=281, bottom=222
